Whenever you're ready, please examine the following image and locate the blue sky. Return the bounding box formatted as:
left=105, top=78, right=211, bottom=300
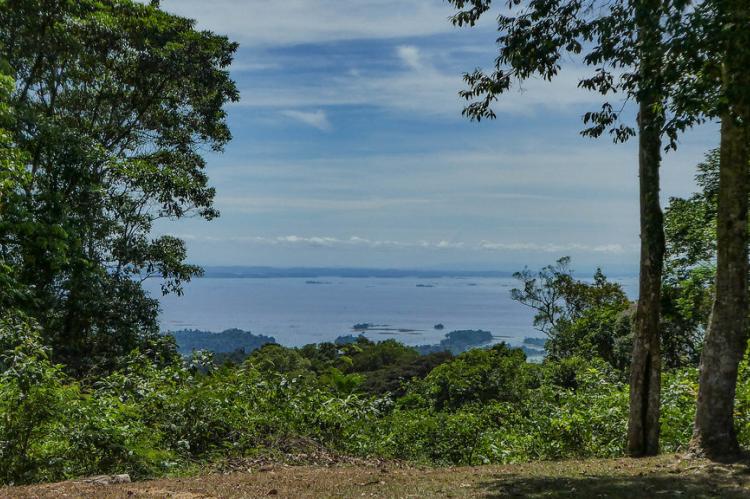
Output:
left=158, top=0, right=717, bottom=272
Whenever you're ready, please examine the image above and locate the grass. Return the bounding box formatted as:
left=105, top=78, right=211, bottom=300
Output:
left=4, top=454, right=750, bottom=498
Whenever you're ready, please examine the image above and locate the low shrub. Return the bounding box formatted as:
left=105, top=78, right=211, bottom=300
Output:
left=1, top=320, right=746, bottom=486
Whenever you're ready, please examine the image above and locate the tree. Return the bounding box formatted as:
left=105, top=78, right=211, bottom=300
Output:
left=511, top=257, right=632, bottom=370
left=661, top=150, right=719, bottom=369
left=0, top=66, right=20, bottom=199
left=682, top=0, right=750, bottom=460
left=0, top=63, right=27, bottom=308
left=447, top=0, right=688, bottom=454
left=663, top=0, right=750, bottom=459
left=415, top=343, right=531, bottom=411
left=0, top=0, right=238, bottom=373
left=626, top=0, right=667, bottom=458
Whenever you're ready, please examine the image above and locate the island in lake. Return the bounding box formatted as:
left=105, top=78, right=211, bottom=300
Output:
left=168, top=323, right=544, bottom=363
left=169, top=328, right=276, bottom=356
left=415, top=329, right=494, bottom=355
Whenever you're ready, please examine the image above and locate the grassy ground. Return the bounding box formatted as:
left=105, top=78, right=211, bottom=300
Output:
left=4, top=454, right=750, bottom=498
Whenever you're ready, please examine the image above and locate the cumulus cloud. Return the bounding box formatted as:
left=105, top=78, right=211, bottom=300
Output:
left=280, top=109, right=332, bottom=130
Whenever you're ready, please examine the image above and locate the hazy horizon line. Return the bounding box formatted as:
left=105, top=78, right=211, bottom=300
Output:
left=198, top=265, right=639, bottom=279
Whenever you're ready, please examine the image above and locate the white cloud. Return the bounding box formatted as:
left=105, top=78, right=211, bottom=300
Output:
left=280, top=109, right=332, bottom=130
left=159, top=2, right=618, bottom=118
left=230, top=61, right=282, bottom=72
left=159, top=0, right=465, bottom=47
left=235, top=54, right=608, bottom=117
left=172, top=234, right=633, bottom=254
left=397, top=45, right=423, bottom=70
left=437, top=240, right=466, bottom=249
left=216, top=196, right=431, bottom=213
left=478, top=241, right=631, bottom=254
left=210, top=143, right=642, bottom=203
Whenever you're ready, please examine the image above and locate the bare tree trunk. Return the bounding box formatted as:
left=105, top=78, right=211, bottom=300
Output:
left=627, top=93, right=665, bottom=457
left=690, top=0, right=750, bottom=462
left=690, top=113, right=749, bottom=460
left=627, top=0, right=666, bottom=457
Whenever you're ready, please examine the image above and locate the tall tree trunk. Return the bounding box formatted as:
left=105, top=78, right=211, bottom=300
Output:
left=691, top=0, right=750, bottom=456
left=690, top=113, right=749, bottom=460
left=627, top=0, right=666, bottom=457
left=627, top=94, right=665, bottom=457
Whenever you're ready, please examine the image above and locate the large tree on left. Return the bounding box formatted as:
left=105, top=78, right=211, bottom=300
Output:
left=0, top=0, right=238, bottom=374
left=0, top=63, right=28, bottom=309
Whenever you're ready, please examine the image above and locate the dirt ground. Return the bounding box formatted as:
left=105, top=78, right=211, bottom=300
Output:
left=4, top=454, right=750, bottom=498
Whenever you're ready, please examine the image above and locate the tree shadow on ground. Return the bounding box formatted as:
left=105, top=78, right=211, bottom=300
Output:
left=477, top=469, right=750, bottom=498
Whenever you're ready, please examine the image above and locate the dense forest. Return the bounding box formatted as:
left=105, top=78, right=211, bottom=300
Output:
left=1, top=0, right=749, bottom=490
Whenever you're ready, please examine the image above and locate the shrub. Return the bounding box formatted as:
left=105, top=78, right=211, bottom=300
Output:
left=4, top=327, right=750, bottom=486
left=0, top=315, right=69, bottom=484
left=410, top=343, right=533, bottom=411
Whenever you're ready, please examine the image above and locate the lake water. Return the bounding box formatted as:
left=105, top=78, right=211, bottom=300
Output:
left=144, top=275, right=638, bottom=348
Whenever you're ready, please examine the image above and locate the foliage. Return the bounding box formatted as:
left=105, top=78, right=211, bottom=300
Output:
left=406, top=343, right=534, bottom=411
left=659, top=148, right=750, bottom=368
left=735, top=349, right=750, bottom=447
left=511, top=258, right=628, bottom=334
left=511, top=257, right=633, bottom=371
left=446, top=0, right=699, bottom=148
left=2, top=311, right=749, bottom=485
left=547, top=304, right=634, bottom=373
left=0, top=314, right=68, bottom=484
left=0, top=68, right=28, bottom=308
left=246, top=344, right=313, bottom=376
left=0, top=0, right=238, bottom=374
left=358, top=351, right=452, bottom=397
left=0, top=315, right=170, bottom=484
left=0, top=0, right=745, bottom=488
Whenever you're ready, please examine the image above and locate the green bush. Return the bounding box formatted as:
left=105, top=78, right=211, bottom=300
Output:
left=0, top=315, right=69, bottom=484
left=376, top=407, right=491, bottom=464
left=3, top=324, right=750, bottom=486
left=0, top=316, right=173, bottom=484
left=409, top=343, right=534, bottom=411
left=733, top=354, right=750, bottom=446
left=659, top=368, right=699, bottom=452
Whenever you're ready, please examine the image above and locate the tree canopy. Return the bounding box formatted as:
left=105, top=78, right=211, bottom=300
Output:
left=0, top=0, right=238, bottom=373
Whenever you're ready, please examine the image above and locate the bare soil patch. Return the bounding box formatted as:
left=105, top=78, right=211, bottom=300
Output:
left=4, top=454, right=750, bottom=498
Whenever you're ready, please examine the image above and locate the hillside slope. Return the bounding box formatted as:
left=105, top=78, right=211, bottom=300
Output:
left=4, top=455, right=750, bottom=498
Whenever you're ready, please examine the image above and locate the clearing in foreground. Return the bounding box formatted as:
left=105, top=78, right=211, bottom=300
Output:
left=4, top=455, right=750, bottom=498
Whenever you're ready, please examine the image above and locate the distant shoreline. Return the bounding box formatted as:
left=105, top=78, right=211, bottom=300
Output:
left=198, top=266, right=638, bottom=280
left=168, top=327, right=546, bottom=360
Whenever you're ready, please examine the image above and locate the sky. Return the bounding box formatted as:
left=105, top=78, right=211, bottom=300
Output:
left=156, top=0, right=718, bottom=273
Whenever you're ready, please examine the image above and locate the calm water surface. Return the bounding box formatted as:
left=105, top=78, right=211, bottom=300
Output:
left=144, top=276, right=637, bottom=348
